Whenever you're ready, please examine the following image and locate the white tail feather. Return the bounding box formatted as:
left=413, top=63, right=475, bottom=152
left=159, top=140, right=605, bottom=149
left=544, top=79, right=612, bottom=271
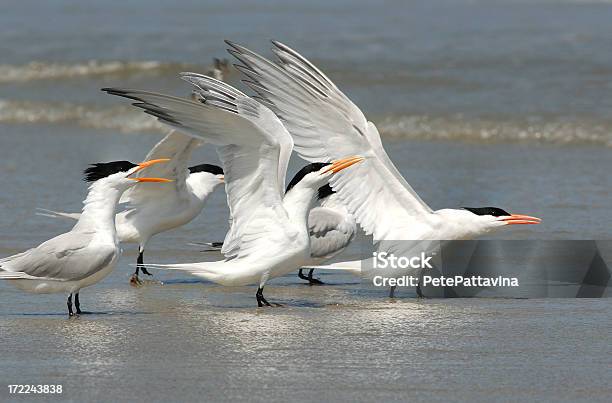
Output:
left=137, top=261, right=230, bottom=284
left=36, top=208, right=80, bottom=221
left=304, top=260, right=363, bottom=276
left=188, top=241, right=224, bottom=252
left=0, top=271, right=40, bottom=280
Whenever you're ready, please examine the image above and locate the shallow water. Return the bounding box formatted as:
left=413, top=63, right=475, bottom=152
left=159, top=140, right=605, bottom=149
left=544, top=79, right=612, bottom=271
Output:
left=2, top=0, right=612, bottom=401
left=2, top=292, right=612, bottom=402
left=1, top=126, right=611, bottom=401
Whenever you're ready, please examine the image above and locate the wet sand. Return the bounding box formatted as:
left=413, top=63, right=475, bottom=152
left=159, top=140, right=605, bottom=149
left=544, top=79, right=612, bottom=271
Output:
left=1, top=125, right=611, bottom=401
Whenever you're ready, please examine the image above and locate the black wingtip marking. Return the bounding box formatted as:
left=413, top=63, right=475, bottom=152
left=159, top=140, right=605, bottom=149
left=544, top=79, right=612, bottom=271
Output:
left=143, top=110, right=181, bottom=126
left=102, top=88, right=147, bottom=104
left=224, top=39, right=239, bottom=49
left=233, top=63, right=261, bottom=79
left=270, top=40, right=289, bottom=52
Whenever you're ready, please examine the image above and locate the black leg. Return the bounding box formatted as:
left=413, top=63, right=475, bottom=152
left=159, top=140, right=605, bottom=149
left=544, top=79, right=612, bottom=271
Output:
left=307, top=269, right=324, bottom=285
left=74, top=293, right=82, bottom=314
left=416, top=281, right=423, bottom=298
left=298, top=268, right=324, bottom=285
left=67, top=294, right=74, bottom=316
left=130, top=256, right=143, bottom=287
left=256, top=287, right=272, bottom=307
left=137, top=250, right=152, bottom=276
left=389, top=286, right=396, bottom=298
left=255, top=287, right=283, bottom=307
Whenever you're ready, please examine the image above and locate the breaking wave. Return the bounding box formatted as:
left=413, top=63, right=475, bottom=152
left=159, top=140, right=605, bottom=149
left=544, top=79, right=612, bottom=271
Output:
left=0, top=60, right=192, bottom=83
left=0, top=100, right=164, bottom=132
left=378, top=114, right=612, bottom=147
left=1, top=99, right=611, bottom=146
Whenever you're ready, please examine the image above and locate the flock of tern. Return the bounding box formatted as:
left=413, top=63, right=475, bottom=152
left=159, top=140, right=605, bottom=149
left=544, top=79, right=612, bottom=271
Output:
left=0, top=41, right=540, bottom=314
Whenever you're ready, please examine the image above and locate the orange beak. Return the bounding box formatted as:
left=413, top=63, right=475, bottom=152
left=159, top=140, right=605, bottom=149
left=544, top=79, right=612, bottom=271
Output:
left=134, top=158, right=171, bottom=173
left=132, top=177, right=174, bottom=183
left=322, top=156, right=365, bottom=174
left=128, top=158, right=173, bottom=182
left=502, top=214, right=542, bottom=225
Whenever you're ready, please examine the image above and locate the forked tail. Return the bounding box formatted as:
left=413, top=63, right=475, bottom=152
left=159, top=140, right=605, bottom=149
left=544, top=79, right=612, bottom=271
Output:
left=36, top=208, right=81, bottom=221
left=143, top=261, right=229, bottom=284
left=0, top=270, right=40, bottom=280
left=188, top=241, right=224, bottom=252
left=305, top=259, right=364, bottom=276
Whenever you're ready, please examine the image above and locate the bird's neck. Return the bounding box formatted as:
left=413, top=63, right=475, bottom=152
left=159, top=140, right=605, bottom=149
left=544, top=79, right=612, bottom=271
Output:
left=186, top=173, right=220, bottom=202
left=283, top=186, right=318, bottom=230
left=72, top=180, right=124, bottom=236
left=432, top=209, right=496, bottom=240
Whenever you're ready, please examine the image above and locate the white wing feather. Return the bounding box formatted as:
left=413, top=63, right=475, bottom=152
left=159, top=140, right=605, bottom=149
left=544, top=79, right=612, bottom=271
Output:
left=120, top=130, right=201, bottom=205
left=225, top=41, right=434, bottom=241
left=0, top=232, right=115, bottom=281
left=104, top=80, right=296, bottom=259
left=308, top=207, right=355, bottom=259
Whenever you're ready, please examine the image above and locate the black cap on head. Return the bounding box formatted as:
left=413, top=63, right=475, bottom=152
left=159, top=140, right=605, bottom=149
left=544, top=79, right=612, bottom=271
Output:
left=188, top=164, right=223, bottom=175
left=286, top=162, right=331, bottom=193
left=83, top=161, right=137, bottom=182
left=463, top=207, right=511, bottom=217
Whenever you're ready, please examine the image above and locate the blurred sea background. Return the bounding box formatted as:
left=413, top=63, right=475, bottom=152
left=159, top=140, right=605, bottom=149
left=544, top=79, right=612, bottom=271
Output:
left=1, top=1, right=612, bottom=402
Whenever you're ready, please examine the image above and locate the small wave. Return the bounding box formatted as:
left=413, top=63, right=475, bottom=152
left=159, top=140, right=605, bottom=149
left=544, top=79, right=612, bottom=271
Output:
left=378, top=114, right=612, bottom=147
left=0, top=99, right=165, bottom=132
left=1, top=99, right=612, bottom=146
left=0, top=60, right=191, bottom=83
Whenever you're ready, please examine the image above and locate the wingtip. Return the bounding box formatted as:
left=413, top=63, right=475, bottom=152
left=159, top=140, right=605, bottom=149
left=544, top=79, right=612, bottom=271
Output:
left=180, top=71, right=230, bottom=89
left=101, top=87, right=129, bottom=96
left=270, top=39, right=288, bottom=50
left=224, top=39, right=238, bottom=48
left=226, top=48, right=244, bottom=60
left=179, top=71, right=209, bottom=79
left=225, top=39, right=251, bottom=53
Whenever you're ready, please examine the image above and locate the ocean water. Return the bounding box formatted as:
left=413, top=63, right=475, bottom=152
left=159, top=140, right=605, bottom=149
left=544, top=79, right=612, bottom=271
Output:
left=1, top=1, right=612, bottom=402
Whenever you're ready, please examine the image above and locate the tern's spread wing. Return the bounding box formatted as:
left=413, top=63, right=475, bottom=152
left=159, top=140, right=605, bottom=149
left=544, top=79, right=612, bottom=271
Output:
left=226, top=41, right=434, bottom=241
left=104, top=79, right=296, bottom=260
left=120, top=130, right=201, bottom=205
left=0, top=232, right=115, bottom=281
left=308, top=207, right=355, bottom=259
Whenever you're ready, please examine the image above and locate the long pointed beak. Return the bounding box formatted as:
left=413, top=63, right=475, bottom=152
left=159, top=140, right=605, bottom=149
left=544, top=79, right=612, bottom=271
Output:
left=502, top=214, right=542, bottom=225
left=131, top=177, right=174, bottom=183
left=218, top=175, right=225, bottom=183
left=134, top=158, right=171, bottom=173
left=128, top=158, right=173, bottom=182
left=322, top=156, right=365, bottom=174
